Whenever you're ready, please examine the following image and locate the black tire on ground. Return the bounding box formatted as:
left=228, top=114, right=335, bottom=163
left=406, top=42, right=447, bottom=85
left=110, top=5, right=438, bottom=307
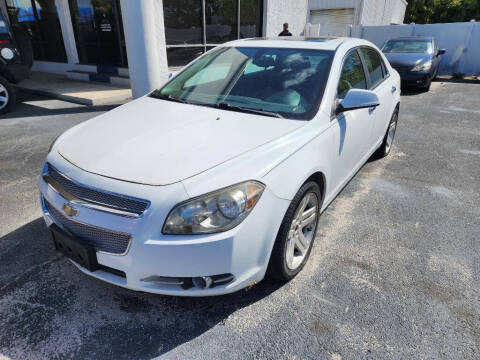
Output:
left=423, top=79, right=432, bottom=92
left=0, top=76, right=16, bottom=114
left=268, top=181, right=321, bottom=281
left=373, top=109, right=399, bottom=159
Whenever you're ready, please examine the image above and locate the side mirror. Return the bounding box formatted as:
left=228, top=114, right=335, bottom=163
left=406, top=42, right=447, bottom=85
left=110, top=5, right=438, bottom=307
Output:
left=168, top=71, right=177, bottom=79
left=336, top=89, right=380, bottom=115
left=437, top=49, right=446, bottom=56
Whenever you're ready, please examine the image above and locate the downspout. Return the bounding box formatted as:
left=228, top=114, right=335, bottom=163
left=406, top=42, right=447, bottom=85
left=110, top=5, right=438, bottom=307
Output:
left=357, top=0, right=365, bottom=26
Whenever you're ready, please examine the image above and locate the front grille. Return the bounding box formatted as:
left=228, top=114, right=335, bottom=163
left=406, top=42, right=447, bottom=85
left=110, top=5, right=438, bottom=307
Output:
left=45, top=199, right=132, bottom=254
left=47, top=164, right=149, bottom=215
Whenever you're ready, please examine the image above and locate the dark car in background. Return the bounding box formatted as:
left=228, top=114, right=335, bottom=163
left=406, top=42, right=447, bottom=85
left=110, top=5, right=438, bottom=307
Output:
left=381, top=37, right=446, bottom=91
left=0, top=11, right=32, bottom=113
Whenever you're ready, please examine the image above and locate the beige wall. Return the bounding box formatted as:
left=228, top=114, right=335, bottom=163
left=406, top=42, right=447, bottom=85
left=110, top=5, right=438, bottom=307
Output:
left=263, top=0, right=309, bottom=37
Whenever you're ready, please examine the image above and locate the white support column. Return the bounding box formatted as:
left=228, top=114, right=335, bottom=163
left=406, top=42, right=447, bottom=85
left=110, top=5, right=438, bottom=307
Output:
left=120, top=0, right=169, bottom=98
left=55, top=0, right=79, bottom=65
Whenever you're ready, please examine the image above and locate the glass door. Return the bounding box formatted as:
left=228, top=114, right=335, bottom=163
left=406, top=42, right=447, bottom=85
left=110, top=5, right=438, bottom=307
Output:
left=68, top=0, right=127, bottom=67
left=6, top=0, right=67, bottom=62
left=163, top=0, right=263, bottom=67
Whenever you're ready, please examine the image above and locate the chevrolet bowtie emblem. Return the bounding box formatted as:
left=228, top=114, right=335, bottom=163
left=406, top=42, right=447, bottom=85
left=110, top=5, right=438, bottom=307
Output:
left=62, top=203, right=78, bottom=217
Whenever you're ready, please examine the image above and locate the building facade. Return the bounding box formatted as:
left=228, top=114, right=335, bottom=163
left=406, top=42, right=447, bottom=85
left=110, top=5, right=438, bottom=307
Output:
left=308, top=0, right=408, bottom=36
left=0, top=0, right=405, bottom=97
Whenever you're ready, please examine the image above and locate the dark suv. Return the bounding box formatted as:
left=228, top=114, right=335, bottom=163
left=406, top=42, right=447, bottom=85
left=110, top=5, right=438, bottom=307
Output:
left=0, top=11, right=32, bottom=113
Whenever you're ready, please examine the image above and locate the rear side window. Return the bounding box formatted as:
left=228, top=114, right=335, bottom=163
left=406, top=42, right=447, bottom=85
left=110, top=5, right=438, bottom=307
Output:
left=338, top=50, right=367, bottom=99
left=361, top=48, right=385, bottom=89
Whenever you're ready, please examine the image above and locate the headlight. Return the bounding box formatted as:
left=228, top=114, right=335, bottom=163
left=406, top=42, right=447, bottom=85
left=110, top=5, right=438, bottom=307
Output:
left=0, top=48, right=14, bottom=60
left=412, top=61, right=432, bottom=72
left=163, top=181, right=265, bottom=235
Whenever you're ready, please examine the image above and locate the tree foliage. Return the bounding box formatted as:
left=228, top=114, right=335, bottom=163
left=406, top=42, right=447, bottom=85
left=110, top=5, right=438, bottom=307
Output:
left=405, top=0, right=480, bottom=23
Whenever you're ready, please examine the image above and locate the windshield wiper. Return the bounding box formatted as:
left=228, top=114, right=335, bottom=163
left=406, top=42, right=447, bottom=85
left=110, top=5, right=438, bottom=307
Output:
left=150, top=91, right=188, bottom=104
left=217, top=103, right=283, bottom=118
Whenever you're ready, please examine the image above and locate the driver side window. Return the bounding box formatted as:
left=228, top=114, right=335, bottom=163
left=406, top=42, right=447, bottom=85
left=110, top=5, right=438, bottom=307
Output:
left=338, top=50, right=367, bottom=99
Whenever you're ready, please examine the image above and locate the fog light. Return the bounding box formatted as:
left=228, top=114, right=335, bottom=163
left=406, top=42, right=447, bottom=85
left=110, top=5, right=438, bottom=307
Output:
left=192, top=276, right=213, bottom=289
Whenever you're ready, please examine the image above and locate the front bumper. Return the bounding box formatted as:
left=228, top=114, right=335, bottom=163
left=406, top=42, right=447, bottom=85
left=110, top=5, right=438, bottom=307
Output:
left=398, top=70, right=431, bottom=88
left=0, top=63, right=30, bottom=83
left=38, top=154, right=289, bottom=296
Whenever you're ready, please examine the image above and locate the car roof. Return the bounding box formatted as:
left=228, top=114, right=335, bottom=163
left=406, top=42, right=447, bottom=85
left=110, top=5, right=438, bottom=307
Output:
left=388, top=36, right=434, bottom=42
left=219, top=37, right=371, bottom=51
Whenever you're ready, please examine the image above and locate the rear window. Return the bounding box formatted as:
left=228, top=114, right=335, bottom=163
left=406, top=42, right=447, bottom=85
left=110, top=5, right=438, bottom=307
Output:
left=361, top=48, right=386, bottom=89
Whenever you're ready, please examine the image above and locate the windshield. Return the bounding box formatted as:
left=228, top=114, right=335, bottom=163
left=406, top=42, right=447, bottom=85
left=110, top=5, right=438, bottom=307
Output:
left=154, top=47, right=334, bottom=120
left=382, top=40, right=433, bottom=54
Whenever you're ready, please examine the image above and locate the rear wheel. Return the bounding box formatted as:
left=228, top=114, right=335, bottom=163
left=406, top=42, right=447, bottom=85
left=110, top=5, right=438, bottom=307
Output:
left=268, top=181, right=321, bottom=281
left=374, top=109, right=398, bottom=159
left=0, top=76, right=16, bottom=114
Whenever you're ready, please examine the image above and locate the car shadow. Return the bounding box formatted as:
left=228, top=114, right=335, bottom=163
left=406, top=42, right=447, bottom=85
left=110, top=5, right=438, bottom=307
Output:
left=0, top=91, right=122, bottom=120
left=433, top=77, right=480, bottom=85
left=0, top=218, right=283, bottom=359
left=399, top=86, right=426, bottom=96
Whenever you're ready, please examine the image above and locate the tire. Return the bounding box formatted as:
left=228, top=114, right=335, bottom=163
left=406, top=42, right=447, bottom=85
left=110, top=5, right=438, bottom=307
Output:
left=0, top=76, right=16, bottom=114
left=268, top=181, right=321, bottom=281
left=423, top=79, right=432, bottom=92
left=373, top=109, right=398, bottom=159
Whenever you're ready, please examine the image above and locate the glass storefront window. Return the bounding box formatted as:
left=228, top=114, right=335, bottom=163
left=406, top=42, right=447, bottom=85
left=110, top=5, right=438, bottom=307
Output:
left=167, top=46, right=204, bottom=67
left=6, top=0, right=67, bottom=62
left=240, top=0, right=262, bottom=39
left=205, top=0, right=237, bottom=44
left=69, top=0, right=127, bottom=67
left=163, top=0, right=202, bottom=45
left=163, top=0, right=263, bottom=67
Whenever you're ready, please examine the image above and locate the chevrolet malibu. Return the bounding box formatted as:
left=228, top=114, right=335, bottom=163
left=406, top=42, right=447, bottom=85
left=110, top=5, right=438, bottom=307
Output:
left=39, top=37, right=400, bottom=296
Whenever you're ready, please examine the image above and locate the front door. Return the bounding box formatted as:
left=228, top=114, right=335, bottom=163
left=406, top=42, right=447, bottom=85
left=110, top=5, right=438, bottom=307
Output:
left=330, top=49, right=374, bottom=190
left=69, top=0, right=127, bottom=67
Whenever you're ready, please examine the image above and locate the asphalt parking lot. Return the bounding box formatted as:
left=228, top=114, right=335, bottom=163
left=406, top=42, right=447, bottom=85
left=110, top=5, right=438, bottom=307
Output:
left=0, top=80, right=479, bottom=360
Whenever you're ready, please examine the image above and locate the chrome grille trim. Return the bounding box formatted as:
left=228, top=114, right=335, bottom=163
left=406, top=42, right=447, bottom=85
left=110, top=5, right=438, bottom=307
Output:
left=44, top=163, right=150, bottom=217
left=45, top=199, right=132, bottom=255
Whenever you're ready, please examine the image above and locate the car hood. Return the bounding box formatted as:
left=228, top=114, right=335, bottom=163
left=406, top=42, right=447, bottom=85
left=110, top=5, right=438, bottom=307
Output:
left=384, top=53, right=432, bottom=68
left=57, top=96, right=304, bottom=185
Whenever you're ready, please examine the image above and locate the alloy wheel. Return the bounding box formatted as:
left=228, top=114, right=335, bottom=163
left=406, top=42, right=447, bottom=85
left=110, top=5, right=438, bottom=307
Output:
left=0, top=84, right=9, bottom=111
left=285, top=191, right=319, bottom=270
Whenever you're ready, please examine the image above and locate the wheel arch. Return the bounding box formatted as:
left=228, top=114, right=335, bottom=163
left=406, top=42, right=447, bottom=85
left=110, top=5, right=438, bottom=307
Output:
left=304, top=171, right=326, bottom=208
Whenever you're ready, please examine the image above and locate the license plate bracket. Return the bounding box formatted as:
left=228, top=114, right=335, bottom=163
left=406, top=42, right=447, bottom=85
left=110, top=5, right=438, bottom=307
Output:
left=50, top=224, right=99, bottom=272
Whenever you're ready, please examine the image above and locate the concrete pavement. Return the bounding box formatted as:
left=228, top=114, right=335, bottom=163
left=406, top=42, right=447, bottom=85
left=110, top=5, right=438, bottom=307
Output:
left=16, top=72, right=132, bottom=106
left=0, top=82, right=479, bottom=359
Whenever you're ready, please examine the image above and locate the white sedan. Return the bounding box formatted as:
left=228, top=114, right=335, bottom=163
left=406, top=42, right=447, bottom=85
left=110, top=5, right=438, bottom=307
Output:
left=39, top=37, right=400, bottom=296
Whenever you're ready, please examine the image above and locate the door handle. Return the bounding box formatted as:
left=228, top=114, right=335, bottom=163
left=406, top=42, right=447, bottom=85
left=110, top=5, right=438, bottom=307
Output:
left=391, top=86, right=397, bottom=93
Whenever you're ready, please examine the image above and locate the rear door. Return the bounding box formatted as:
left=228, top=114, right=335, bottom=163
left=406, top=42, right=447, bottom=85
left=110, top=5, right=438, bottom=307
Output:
left=359, top=47, right=395, bottom=149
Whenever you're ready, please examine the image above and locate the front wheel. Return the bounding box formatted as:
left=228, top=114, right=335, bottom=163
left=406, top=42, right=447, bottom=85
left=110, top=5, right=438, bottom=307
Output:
left=268, top=181, right=321, bottom=281
left=0, top=76, right=16, bottom=114
left=374, top=109, right=398, bottom=159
